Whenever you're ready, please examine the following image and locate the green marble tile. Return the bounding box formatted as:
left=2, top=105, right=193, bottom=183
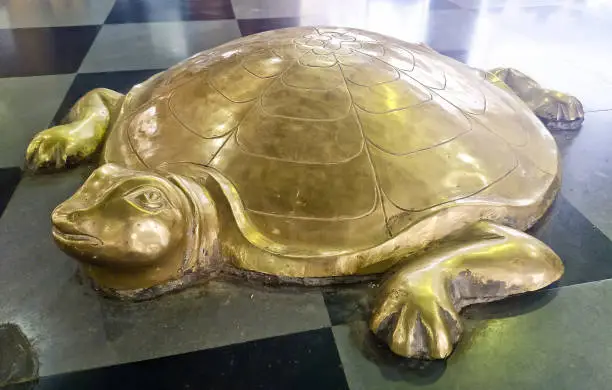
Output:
left=334, top=280, right=612, bottom=390
left=561, top=111, right=612, bottom=239
left=0, top=170, right=331, bottom=376
left=0, top=74, right=74, bottom=168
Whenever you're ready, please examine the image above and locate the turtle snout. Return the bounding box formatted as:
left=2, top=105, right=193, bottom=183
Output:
left=51, top=200, right=102, bottom=248
left=51, top=202, right=81, bottom=234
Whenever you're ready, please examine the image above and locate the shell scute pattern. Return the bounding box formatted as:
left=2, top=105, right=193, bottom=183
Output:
left=124, top=27, right=553, bottom=251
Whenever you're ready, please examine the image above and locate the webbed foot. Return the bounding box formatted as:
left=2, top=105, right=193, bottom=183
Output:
left=530, top=91, right=584, bottom=130
left=370, top=221, right=563, bottom=359
left=26, top=88, right=123, bottom=171
left=371, top=273, right=461, bottom=359
left=487, top=67, right=584, bottom=130
left=27, top=125, right=92, bottom=170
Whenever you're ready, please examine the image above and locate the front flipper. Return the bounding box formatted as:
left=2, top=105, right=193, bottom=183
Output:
left=26, top=88, right=124, bottom=171
left=370, top=221, right=563, bottom=359
left=486, top=68, right=584, bottom=130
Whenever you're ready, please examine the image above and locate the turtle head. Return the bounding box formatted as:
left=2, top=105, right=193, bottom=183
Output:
left=51, top=163, right=220, bottom=292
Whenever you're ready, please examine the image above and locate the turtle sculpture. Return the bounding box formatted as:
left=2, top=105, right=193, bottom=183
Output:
left=25, top=27, right=583, bottom=360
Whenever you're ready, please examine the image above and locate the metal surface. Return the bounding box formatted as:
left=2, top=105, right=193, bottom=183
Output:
left=26, top=88, right=123, bottom=169
left=489, top=67, right=585, bottom=130
left=25, top=27, right=568, bottom=359
left=370, top=221, right=563, bottom=359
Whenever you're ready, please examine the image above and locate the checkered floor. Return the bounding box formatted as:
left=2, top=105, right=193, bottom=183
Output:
left=1, top=0, right=612, bottom=389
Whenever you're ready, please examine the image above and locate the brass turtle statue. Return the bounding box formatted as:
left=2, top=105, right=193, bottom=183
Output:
left=25, top=27, right=582, bottom=360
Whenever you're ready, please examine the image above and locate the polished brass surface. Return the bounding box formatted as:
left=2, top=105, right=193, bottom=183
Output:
left=489, top=67, right=585, bottom=130
left=26, top=88, right=123, bottom=169
left=370, top=221, right=563, bottom=359
left=26, top=27, right=570, bottom=359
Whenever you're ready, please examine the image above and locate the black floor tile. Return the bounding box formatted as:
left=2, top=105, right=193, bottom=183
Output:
left=424, top=7, right=478, bottom=53
left=0, top=167, right=21, bottom=219
left=323, top=194, right=612, bottom=326
left=238, top=17, right=302, bottom=36
left=5, top=328, right=349, bottom=390
left=323, top=284, right=374, bottom=326
left=429, top=0, right=461, bottom=9
left=105, top=0, right=235, bottom=23
left=439, top=49, right=469, bottom=63
left=0, top=26, right=100, bottom=78
left=51, top=69, right=163, bottom=125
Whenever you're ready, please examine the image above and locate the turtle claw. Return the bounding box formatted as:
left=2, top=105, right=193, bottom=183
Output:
left=25, top=88, right=123, bottom=172
left=370, top=283, right=462, bottom=360
left=486, top=67, right=584, bottom=130
left=536, top=92, right=585, bottom=131
left=26, top=127, right=71, bottom=171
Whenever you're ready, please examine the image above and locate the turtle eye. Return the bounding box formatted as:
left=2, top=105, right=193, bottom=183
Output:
left=124, top=187, right=167, bottom=213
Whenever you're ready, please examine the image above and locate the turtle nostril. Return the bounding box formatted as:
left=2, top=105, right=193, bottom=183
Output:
left=51, top=205, right=81, bottom=229
left=67, top=211, right=80, bottom=223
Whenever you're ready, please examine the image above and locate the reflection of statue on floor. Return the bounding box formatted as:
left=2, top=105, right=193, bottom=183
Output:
left=0, top=323, right=38, bottom=387
left=24, top=27, right=581, bottom=360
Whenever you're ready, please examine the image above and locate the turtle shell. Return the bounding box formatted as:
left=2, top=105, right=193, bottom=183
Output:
left=106, top=27, right=559, bottom=257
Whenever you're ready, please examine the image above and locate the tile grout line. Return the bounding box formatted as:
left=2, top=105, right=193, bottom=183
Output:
left=585, top=108, right=612, bottom=113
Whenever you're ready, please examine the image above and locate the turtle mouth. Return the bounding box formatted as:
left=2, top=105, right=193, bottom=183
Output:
left=52, top=227, right=103, bottom=247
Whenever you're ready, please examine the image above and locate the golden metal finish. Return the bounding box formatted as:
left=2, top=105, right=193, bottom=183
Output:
left=26, top=27, right=571, bottom=360
left=488, top=67, right=585, bottom=130
left=26, top=89, right=123, bottom=169
left=371, top=221, right=563, bottom=359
